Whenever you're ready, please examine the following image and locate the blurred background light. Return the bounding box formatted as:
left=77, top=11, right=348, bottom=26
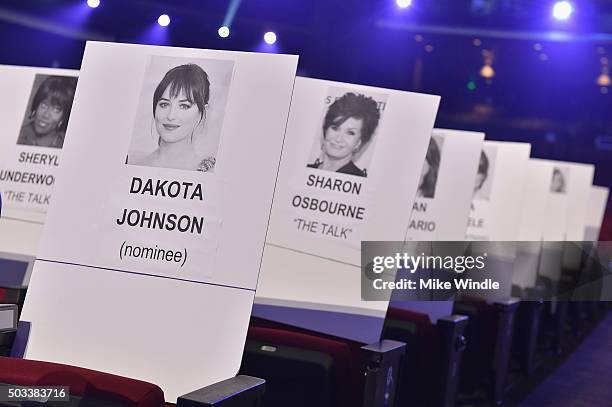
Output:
left=157, top=14, right=170, bottom=27
left=264, top=31, right=277, bottom=45
left=552, top=1, right=573, bottom=21
left=480, top=64, right=495, bottom=78
left=396, top=0, right=413, bottom=9
left=218, top=26, right=230, bottom=38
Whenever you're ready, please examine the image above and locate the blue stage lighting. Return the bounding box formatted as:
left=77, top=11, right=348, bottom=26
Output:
left=87, top=0, right=100, bottom=8
left=553, top=1, right=573, bottom=21
left=264, top=31, right=277, bottom=45
left=218, top=26, right=230, bottom=38
left=158, top=14, right=170, bottom=27
left=396, top=0, right=412, bottom=8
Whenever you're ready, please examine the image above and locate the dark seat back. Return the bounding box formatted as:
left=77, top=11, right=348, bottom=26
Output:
left=242, top=322, right=365, bottom=407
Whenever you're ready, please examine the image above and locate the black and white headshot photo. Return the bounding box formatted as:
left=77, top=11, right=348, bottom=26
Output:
left=417, top=134, right=443, bottom=199
left=307, top=88, right=386, bottom=178
left=17, top=74, right=78, bottom=149
left=127, top=56, right=234, bottom=172
left=473, top=146, right=496, bottom=201
left=551, top=166, right=569, bottom=193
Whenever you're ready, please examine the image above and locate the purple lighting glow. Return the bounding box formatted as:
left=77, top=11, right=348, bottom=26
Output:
left=552, top=1, right=573, bottom=21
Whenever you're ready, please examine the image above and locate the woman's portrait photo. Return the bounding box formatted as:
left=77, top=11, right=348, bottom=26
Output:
left=417, top=134, right=443, bottom=199
left=551, top=166, right=568, bottom=193
left=307, top=88, right=386, bottom=178
left=127, top=56, right=234, bottom=172
left=473, top=146, right=496, bottom=201
left=17, top=74, right=78, bottom=149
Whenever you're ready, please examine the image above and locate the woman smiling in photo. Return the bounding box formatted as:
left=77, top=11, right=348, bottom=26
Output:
left=130, top=64, right=216, bottom=172
left=18, top=75, right=77, bottom=149
left=308, top=92, right=380, bottom=178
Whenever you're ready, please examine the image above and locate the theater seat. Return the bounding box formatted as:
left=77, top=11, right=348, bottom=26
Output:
left=0, top=286, right=27, bottom=320
left=0, top=356, right=167, bottom=407
left=383, top=307, right=468, bottom=407
left=0, top=287, right=26, bottom=305
left=241, top=322, right=366, bottom=407
left=383, top=307, right=439, bottom=406
left=453, top=297, right=519, bottom=405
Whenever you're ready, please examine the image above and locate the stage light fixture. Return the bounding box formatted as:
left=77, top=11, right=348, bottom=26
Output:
left=396, top=0, right=412, bottom=8
left=552, top=1, right=573, bottom=21
left=264, top=31, right=277, bottom=45
left=87, top=0, right=100, bottom=8
left=218, top=26, right=230, bottom=38
left=158, top=14, right=170, bottom=27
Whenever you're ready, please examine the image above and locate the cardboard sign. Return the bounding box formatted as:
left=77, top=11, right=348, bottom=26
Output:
left=465, top=141, right=531, bottom=299
left=534, top=159, right=594, bottom=282
left=466, top=141, right=531, bottom=241
left=255, top=77, right=440, bottom=343
left=557, top=162, right=594, bottom=271
left=558, top=163, right=595, bottom=241
left=19, top=42, right=298, bottom=402
left=512, top=160, right=553, bottom=289
left=0, top=66, right=78, bottom=285
left=395, top=129, right=483, bottom=322
left=407, top=129, right=484, bottom=241
left=584, top=186, right=608, bottom=242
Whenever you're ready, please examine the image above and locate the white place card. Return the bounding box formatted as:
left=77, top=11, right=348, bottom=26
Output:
left=19, top=42, right=298, bottom=402
left=466, top=141, right=531, bottom=299
left=584, top=186, right=608, bottom=243
left=407, top=128, right=484, bottom=241
left=512, top=160, right=553, bottom=289
left=396, top=128, right=483, bottom=322
left=0, top=65, right=78, bottom=284
left=466, top=141, right=531, bottom=241
left=255, top=77, right=440, bottom=342
left=534, top=159, right=594, bottom=282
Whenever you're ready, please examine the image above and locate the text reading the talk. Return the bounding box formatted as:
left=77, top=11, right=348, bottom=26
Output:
left=116, top=177, right=205, bottom=234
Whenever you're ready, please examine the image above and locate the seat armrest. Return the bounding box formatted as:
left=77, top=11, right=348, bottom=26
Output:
left=493, top=297, right=520, bottom=311
left=177, top=375, right=265, bottom=407
left=361, top=340, right=406, bottom=407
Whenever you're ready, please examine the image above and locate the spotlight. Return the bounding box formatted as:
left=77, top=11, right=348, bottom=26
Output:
left=264, top=31, right=277, bottom=45
left=552, top=1, right=573, bottom=21
left=158, top=14, right=170, bottom=27
left=396, top=0, right=412, bottom=8
left=218, top=26, right=230, bottom=38
left=87, top=0, right=100, bottom=8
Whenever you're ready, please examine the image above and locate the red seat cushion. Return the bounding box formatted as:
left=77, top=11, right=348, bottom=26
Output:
left=0, top=287, right=26, bottom=305
left=386, top=306, right=438, bottom=351
left=0, top=356, right=165, bottom=407
left=0, top=288, right=7, bottom=303
left=386, top=307, right=433, bottom=332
